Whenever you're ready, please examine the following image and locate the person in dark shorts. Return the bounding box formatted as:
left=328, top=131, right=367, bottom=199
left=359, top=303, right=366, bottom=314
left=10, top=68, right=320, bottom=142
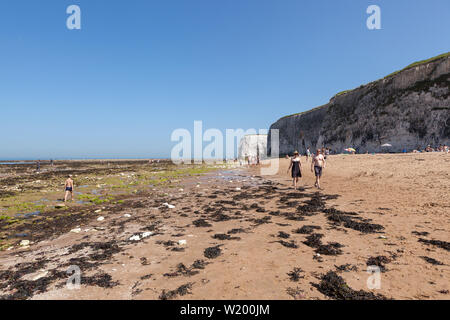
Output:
left=314, top=165, right=322, bottom=177
left=311, top=149, right=326, bottom=189
left=64, top=175, right=74, bottom=202
left=287, top=151, right=302, bottom=190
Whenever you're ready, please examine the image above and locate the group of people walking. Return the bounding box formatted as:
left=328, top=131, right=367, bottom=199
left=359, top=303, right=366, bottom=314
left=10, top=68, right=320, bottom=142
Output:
left=287, top=149, right=326, bottom=190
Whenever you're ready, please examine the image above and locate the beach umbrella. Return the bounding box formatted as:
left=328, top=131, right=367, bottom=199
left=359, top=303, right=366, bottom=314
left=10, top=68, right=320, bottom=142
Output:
left=346, top=148, right=356, bottom=152
left=381, top=144, right=392, bottom=147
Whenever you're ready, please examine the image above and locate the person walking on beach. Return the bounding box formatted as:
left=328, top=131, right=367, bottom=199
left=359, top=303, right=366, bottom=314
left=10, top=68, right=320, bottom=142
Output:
left=306, top=148, right=311, bottom=161
left=36, top=160, right=41, bottom=173
left=64, top=175, right=74, bottom=202
left=287, top=151, right=302, bottom=190
left=311, top=149, right=325, bottom=189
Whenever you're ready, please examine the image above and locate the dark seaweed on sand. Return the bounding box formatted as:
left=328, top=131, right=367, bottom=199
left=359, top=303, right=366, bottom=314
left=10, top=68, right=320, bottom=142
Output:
left=316, top=243, right=344, bottom=256
left=159, top=283, right=193, bottom=300
left=251, top=216, right=272, bottom=226
left=420, top=256, right=444, bottom=265
left=293, top=225, right=321, bottom=234
left=314, top=271, right=388, bottom=300
left=284, top=213, right=306, bottom=221
left=412, top=231, right=430, bottom=236
left=366, top=256, right=391, bottom=272
left=295, top=193, right=326, bottom=216
left=287, top=268, right=304, bottom=282
left=192, top=260, right=209, bottom=270
left=156, top=240, right=177, bottom=247
left=335, top=264, right=358, bottom=272
left=164, top=263, right=200, bottom=278
left=278, top=231, right=290, bottom=239
left=210, top=213, right=232, bottom=222
left=192, top=219, right=212, bottom=227
left=204, top=246, right=222, bottom=259
left=227, top=228, right=247, bottom=235
left=418, top=238, right=450, bottom=251
left=277, top=240, right=298, bottom=249
left=303, top=234, right=324, bottom=248
left=0, top=259, right=65, bottom=300
left=326, top=211, right=384, bottom=234
left=68, top=241, right=122, bottom=261
left=81, top=273, right=119, bottom=288
left=140, top=274, right=152, bottom=280
left=303, top=234, right=343, bottom=256
left=0, top=277, right=54, bottom=300
left=213, top=234, right=240, bottom=241
left=286, top=287, right=304, bottom=300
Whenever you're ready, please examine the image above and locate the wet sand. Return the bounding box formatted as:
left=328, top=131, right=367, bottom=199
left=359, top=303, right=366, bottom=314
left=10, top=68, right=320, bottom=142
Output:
left=0, top=154, right=449, bottom=300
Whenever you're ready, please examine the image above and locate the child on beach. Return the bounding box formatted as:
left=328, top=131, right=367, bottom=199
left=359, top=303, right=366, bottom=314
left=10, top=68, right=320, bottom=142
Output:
left=64, top=175, right=74, bottom=202
left=287, top=151, right=302, bottom=190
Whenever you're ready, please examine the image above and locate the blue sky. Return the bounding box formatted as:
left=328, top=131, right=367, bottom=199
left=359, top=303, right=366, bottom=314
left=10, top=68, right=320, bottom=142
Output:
left=0, top=0, right=449, bottom=159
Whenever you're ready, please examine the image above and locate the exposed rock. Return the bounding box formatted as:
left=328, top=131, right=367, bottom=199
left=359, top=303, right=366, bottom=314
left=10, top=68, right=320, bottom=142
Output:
left=238, top=134, right=268, bottom=159
left=268, top=53, right=450, bottom=154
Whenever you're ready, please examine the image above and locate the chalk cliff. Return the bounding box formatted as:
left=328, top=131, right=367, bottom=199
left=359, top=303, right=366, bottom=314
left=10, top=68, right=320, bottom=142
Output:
left=268, top=53, right=450, bottom=155
left=238, top=134, right=268, bottom=159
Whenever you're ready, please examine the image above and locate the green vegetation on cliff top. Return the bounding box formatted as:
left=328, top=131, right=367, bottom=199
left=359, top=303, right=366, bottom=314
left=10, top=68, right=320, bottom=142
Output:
left=279, top=52, right=450, bottom=121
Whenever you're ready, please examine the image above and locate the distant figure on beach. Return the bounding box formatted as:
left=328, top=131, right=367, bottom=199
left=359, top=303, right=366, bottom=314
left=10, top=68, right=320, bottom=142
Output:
left=287, top=151, right=302, bottom=190
left=306, top=148, right=311, bottom=161
left=64, top=175, right=74, bottom=202
left=36, top=160, right=41, bottom=172
left=322, top=148, right=328, bottom=160
left=311, top=149, right=325, bottom=189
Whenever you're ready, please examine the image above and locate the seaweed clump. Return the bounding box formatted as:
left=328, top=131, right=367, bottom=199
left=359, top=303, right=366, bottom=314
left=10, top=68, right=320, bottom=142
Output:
left=193, top=219, right=212, bottom=227
left=366, top=256, right=391, bottom=272
left=418, top=238, right=450, bottom=251
left=326, top=211, right=384, bottom=234
left=213, top=234, right=240, bottom=241
left=277, top=240, right=298, bottom=249
left=159, top=283, right=193, bottom=300
left=303, top=234, right=344, bottom=256
left=204, top=246, right=222, bottom=259
left=420, top=256, right=444, bottom=266
left=287, top=268, right=304, bottom=282
left=163, top=263, right=200, bottom=278
left=293, top=225, right=321, bottom=234
left=81, top=273, right=119, bottom=288
left=315, top=271, right=388, bottom=300
left=278, top=231, right=290, bottom=239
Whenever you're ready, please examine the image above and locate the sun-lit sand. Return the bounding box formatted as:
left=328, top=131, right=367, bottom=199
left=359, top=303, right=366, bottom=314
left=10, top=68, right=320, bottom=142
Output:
left=0, top=154, right=448, bottom=300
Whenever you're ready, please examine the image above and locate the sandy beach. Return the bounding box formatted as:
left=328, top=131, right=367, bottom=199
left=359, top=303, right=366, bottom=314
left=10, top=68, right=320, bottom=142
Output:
left=0, top=154, right=449, bottom=300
